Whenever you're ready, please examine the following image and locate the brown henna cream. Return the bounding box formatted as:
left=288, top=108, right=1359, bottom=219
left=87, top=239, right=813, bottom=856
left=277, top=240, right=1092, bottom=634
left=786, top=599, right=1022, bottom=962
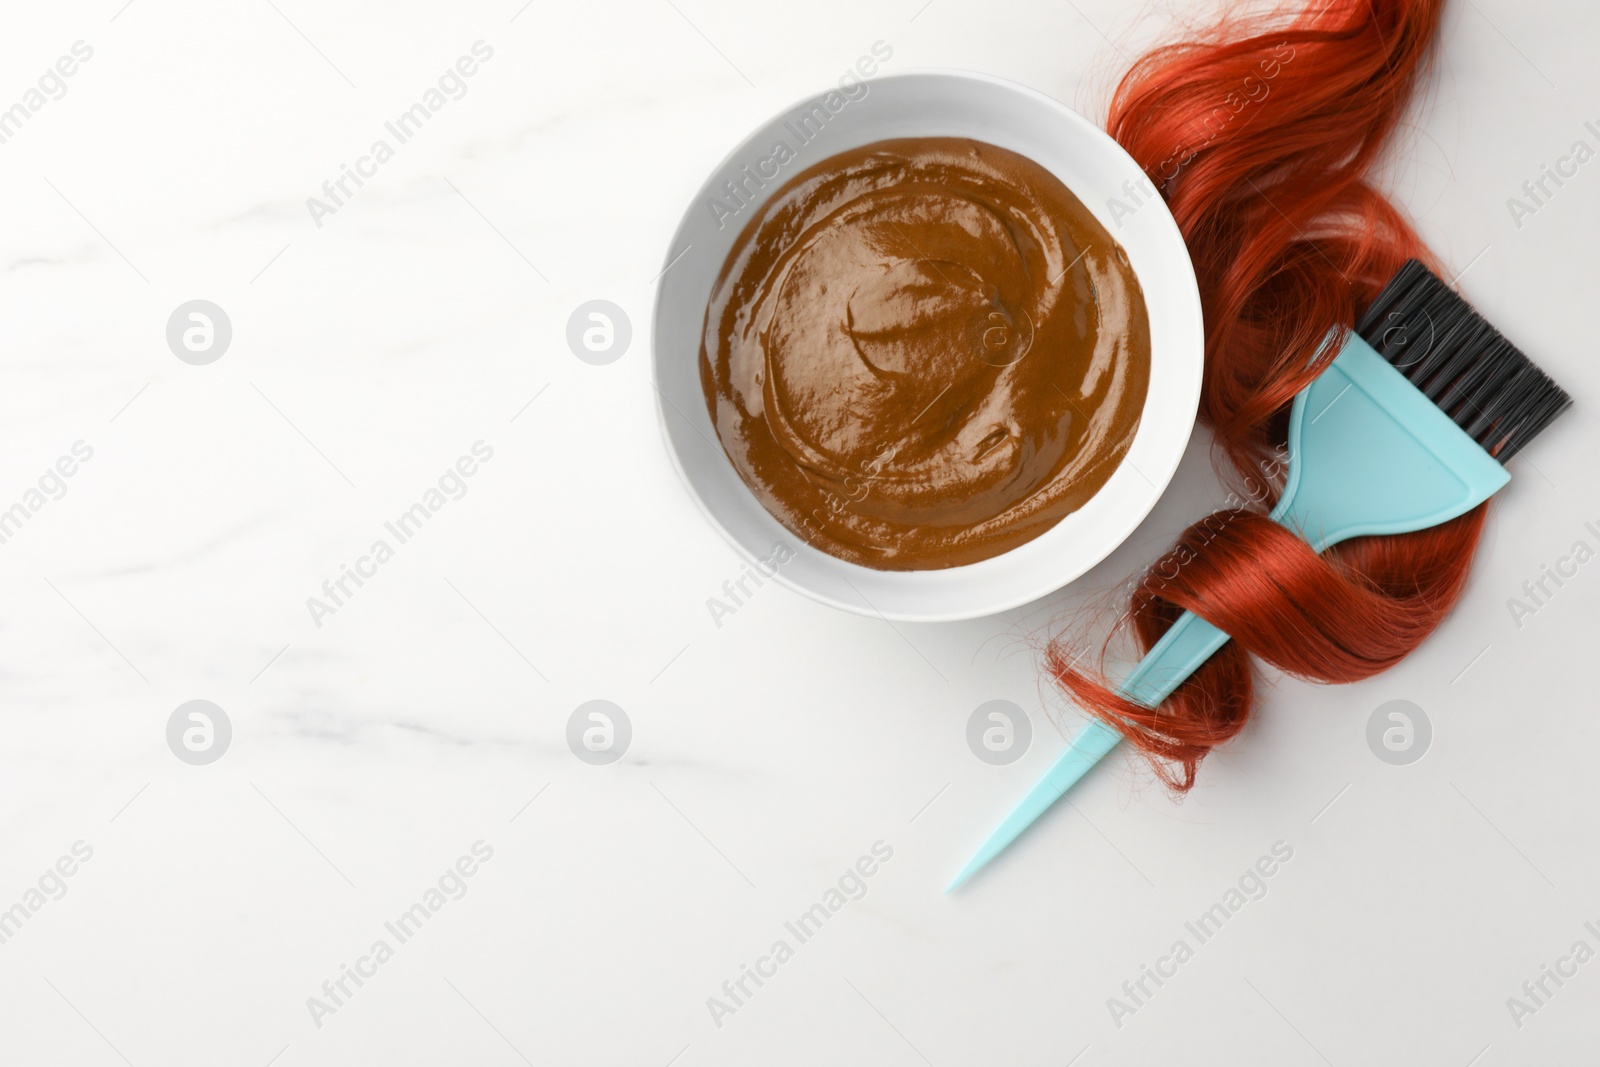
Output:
left=700, top=137, right=1150, bottom=570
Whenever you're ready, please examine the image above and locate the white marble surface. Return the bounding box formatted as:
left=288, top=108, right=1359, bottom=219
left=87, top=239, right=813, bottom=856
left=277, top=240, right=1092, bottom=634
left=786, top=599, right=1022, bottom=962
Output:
left=2, top=0, right=1598, bottom=1064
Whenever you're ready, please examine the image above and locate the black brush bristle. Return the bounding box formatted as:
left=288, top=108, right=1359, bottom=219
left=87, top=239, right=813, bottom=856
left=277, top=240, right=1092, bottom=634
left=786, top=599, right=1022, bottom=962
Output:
left=1354, top=259, right=1572, bottom=463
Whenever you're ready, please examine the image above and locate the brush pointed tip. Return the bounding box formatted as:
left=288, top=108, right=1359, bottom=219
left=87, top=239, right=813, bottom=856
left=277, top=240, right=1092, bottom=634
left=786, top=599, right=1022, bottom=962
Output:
left=945, top=851, right=992, bottom=893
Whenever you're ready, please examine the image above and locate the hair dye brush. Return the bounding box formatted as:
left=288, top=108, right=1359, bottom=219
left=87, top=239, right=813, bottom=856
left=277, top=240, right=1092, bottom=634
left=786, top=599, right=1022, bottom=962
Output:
left=949, top=260, right=1571, bottom=891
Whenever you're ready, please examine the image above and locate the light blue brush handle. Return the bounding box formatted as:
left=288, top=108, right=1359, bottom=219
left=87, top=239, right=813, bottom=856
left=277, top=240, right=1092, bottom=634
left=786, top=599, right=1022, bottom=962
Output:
left=1117, top=610, right=1230, bottom=708
left=943, top=616, right=1228, bottom=890
left=946, top=332, right=1511, bottom=891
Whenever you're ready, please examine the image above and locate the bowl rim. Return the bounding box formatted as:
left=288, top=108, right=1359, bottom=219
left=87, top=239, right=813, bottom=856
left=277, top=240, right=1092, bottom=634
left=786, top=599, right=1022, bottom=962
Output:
left=650, top=67, right=1204, bottom=622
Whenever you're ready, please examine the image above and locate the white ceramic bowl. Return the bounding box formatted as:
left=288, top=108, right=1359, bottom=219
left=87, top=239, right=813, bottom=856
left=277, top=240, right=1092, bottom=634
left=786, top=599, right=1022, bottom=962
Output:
left=652, top=70, right=1202, bottom=621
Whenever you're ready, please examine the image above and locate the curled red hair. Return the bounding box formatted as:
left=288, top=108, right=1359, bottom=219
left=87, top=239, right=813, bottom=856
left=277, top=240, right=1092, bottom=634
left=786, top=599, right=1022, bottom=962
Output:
left=1052, top=0, right=1486, bottom=791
